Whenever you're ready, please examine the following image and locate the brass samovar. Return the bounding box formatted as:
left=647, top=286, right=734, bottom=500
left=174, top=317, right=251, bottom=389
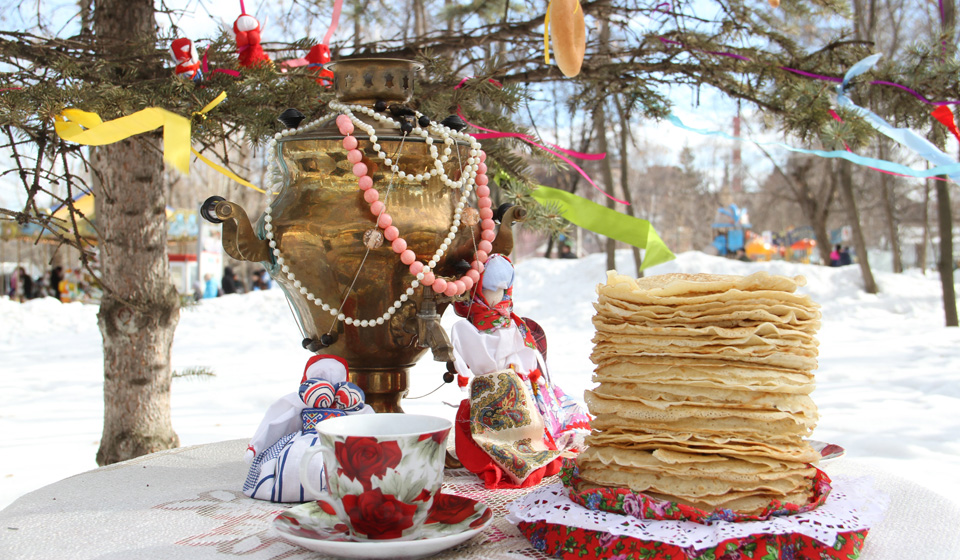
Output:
left=200, top=59, right=522, bottom=412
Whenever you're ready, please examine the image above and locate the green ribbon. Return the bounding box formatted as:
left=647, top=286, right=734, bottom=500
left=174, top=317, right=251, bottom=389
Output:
left=531, top=185, right=675, bottom=270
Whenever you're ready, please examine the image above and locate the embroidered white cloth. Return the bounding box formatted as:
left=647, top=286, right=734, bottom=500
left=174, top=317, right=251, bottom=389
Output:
left=506, top=476, right=890, bottom=550
left=0, top=441, right=957, bottom=560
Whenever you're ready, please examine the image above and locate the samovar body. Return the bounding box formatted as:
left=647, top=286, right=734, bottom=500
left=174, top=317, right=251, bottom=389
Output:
left=202, top=59, right=520, bottom=412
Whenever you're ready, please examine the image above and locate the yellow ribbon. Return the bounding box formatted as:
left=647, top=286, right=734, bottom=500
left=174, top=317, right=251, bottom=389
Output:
left=54, top=92, right=247, bottom=183
left=190, top=148, right=265, bottom=193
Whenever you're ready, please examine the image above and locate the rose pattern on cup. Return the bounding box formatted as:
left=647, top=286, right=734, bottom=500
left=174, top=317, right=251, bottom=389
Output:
left=324, top=433, right=447, bottom=539
left=301, top=415, right=453, bottom=541
left=334, top=436, right=403, bottom=491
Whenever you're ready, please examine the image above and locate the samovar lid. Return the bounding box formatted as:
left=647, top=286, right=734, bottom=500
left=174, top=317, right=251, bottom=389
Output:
left=325, top=58, right=423, bottom=105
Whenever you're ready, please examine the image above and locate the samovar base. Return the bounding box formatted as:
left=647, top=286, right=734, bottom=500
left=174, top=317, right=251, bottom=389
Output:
left=350, top=368, right=409, bottom=413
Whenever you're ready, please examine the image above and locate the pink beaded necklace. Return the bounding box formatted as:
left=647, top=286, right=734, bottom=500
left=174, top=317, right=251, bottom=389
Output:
left=334, top=112, right=495, bottom=298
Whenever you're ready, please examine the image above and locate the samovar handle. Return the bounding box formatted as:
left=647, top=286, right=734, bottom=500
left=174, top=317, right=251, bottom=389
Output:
left=489, top=204, right=527, bottom=256
left=200, top=196, right=271, bottom=263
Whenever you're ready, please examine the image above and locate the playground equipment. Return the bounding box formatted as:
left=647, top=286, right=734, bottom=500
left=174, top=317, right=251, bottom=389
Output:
left=711, top=203, right=751, bottom=256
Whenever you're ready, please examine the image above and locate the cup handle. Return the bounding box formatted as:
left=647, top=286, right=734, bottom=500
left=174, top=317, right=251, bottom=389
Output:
left=299, top=444, right=346, bottom=520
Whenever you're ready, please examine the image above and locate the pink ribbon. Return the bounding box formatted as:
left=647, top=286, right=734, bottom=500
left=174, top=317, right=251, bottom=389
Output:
left=454, top=76, right=503, bottom=90
left=453, top=77, right=620, bottom=204
left=323, top=0, right=343, bottom=47
left=456, top=107, right=623, bottom=204
left=201, top=50, right=242, bottom=78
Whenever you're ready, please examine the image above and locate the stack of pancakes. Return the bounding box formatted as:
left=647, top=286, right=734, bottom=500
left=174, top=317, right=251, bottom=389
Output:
left=578, top=271, right=823, bottom=515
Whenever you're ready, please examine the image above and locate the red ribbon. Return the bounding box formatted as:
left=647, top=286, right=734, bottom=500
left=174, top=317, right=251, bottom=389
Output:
left=932, top=105, right=960, bottom=143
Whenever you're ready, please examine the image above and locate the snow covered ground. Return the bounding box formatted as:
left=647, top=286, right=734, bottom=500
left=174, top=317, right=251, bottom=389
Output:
left=2, top=250, right=959, bottom=511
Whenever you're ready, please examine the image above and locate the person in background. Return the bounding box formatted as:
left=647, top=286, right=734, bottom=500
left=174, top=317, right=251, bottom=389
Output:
left=251, top=270, right=269, bottom=291
left=192, top=279, right=204, bottom=301
left=203, top=273, right=220, bottom=299
left=558, top=244, right=577, bottom=259
left=829, top=245, right=841, bottom=267
left=49, top=266, right=64, bottom=301
left=9, top=267, right=21, bottom=301
left=222, top=266, right=238, bottom=295
left=839, top=246, right=852, bottom=266
left=18, top=267, right=33, bottom=301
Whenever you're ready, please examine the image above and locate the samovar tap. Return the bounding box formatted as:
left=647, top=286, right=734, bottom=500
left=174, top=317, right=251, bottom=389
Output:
left=409, top=291, right=455, bottom=363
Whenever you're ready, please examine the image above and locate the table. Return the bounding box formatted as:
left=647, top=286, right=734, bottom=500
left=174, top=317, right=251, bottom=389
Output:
left=1, top=440, right=958, bottom=560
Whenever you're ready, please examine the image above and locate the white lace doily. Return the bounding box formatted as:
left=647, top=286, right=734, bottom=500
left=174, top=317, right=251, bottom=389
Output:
left=505, top=475, right=889, bottom=551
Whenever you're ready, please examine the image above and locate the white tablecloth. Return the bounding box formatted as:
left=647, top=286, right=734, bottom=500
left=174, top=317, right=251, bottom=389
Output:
left=1, top=440, right=957, bottom=560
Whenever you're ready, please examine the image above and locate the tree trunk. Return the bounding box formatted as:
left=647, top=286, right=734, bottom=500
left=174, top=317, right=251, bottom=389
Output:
left=807, top=169, right=834, bottom=266
left=614, top=95, right=643, bottom=277
left=837, top=160, right=878, bottom=293
left=878, top=141, right=903, bottom=272
left=754, top=148, right=834, bottom=266
left=593, top=101, right=617, bottom=271
left=93, top=0, right=180, bottom=465
left=935, top=176, right=958, bottom=326
left=920, top=177, right=930, bottom=273
left=594, top=19, right=617, bottom=272
left=936, top=0, right=958, bottom=326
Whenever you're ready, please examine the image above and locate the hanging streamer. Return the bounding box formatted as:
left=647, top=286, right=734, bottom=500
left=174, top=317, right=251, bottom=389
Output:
left=660, top=38, right=960, bottom=106
left=836, top=54, right=960, bottom=182
left=458, top=107, right=623, bottom=204
left=201, top=50, right=242, bottom=78
left=322, top=0, right=343, bottom=48
left=931, top=105, right=960, bottom=143
left=55, top=92, right=226, bottom=174
left=190, top=149, right=263, bottom=192
left=54, top=93, right=261, bottom=191
left=828, top=109, right=951, bottom=183
left=530, top=185, right=675, bottom=270
left=666, top=113, right=960, bottom=180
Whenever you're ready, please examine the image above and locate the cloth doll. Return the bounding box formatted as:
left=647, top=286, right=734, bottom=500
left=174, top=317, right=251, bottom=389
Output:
left=243, top=355, right=373, bottom=503
left=304, top=43, right=334, bottom=87
left=232, top=12, right=271, bottom=68
left=170, top=38, right=203, bottom=82
left=450, top=253, right=591, bottom=488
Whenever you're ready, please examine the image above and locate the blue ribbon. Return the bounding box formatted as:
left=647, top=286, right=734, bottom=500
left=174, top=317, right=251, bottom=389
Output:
left=836, top=54, right=960, bottom=182
left=666, top=112, right=960, bottom=180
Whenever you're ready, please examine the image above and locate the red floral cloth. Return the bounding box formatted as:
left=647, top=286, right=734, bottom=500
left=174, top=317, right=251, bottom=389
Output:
left=516, top=519, right=869, bottom=560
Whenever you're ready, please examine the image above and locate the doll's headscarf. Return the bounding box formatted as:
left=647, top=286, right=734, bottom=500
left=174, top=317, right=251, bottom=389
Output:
left=454, top=254, right=536, bottom=349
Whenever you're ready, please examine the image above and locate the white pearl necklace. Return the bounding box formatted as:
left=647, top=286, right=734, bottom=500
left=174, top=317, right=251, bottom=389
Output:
left=260, top=102, right=483, bottom=329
